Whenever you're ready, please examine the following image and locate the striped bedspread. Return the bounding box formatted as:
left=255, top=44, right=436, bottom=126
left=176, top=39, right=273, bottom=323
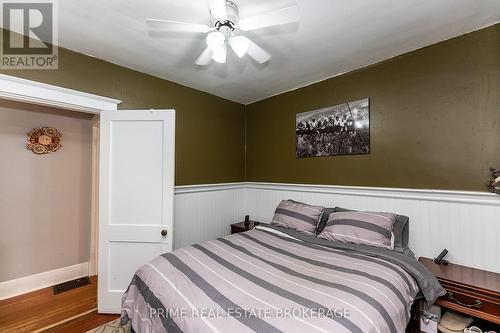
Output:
left=122, top=225, right=424, bottom=333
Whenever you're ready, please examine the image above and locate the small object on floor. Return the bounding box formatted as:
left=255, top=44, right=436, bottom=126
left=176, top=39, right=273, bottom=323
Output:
left=437, top=311, right=473, bottom=333
left=464, top=326, right=498, bottom=333
left=421, top=304, right=441, bottom=333
left=53, top=276, right=91, bottom=294
left=421, top=311, right=438, bottom=333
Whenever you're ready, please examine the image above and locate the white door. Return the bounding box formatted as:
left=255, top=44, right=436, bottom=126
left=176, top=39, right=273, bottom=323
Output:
left=98, top=110, right=175, bottom=313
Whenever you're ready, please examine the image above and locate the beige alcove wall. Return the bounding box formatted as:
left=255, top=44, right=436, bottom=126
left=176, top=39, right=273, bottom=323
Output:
left=0, top=74, right=120, bottom=299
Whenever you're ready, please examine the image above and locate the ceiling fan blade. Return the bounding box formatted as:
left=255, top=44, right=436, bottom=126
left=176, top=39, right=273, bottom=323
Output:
left=243, top=37, right=272, bottom=64
left=238, top=5, right=299, bottom=31
left=195, top=47, right=213, bottom=65
left=146, top=19, right=210, bottom=33
left=209, top=0, right=228, bottom=21
left=229, top=36, right=249, bottom=58
left=212, top=45, right=227, bottom=64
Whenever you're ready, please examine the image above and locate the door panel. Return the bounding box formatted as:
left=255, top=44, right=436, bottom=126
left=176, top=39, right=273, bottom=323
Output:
left=98, top=110, right=175, bottom=314
left=110, top=120, right=163, bottom=225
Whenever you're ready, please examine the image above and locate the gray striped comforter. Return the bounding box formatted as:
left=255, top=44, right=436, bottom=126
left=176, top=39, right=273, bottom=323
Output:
left=122, top=225, right=443, bottom=333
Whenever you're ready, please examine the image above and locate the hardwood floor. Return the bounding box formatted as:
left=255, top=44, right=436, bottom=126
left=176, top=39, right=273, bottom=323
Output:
left=0, top=276, right=119, bottom=333
left=45, top=310, right=119, bottom=333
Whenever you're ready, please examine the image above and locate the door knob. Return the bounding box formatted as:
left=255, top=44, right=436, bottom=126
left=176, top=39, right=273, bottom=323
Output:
left=161, top=230, right=168, bottom=237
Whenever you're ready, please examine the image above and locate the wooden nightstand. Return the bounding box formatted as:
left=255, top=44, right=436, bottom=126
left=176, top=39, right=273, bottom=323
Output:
left=230, top=221, right=261, bottom=234
left=419, top=257, right=500, bottom=326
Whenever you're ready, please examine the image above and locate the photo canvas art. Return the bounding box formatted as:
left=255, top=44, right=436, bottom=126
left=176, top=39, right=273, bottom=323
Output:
left=296, top=98, right=370, bottom=158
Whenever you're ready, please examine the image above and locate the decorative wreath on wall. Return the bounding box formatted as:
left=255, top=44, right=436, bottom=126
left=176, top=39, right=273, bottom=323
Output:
left=26, top=127, right=62, bottom=154
left=489, top=168, right=500, bottom=195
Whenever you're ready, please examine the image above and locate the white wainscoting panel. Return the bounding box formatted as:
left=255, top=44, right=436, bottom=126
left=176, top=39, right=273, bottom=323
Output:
left=174, top=183, right=247, bottom=249
left=245, top=182, right=500, bottom=274
left=172, top=182, right=499, bottom=273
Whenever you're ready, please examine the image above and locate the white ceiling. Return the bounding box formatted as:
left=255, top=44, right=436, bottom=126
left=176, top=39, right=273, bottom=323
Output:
left=57, top=0, right=500, bottom=104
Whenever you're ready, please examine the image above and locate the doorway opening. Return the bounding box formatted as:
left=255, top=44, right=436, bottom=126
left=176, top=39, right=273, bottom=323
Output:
left=0, top=74, right=120, bottom=332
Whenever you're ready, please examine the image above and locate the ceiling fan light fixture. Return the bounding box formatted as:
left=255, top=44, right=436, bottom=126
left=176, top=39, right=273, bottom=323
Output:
left=147, top=1, right=300, bottom=67
left=212, top=45, right=227, bottom=63
left=229, top=36, right=249, bottom=58
left=206, top=31, right=226, bottom=52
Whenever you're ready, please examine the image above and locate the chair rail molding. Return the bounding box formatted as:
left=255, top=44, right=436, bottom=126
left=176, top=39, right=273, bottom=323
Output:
left=175, top=182, right=247, bottom=194
left=0, top=74, right=121, bottom=113
left=245, top=182, right=500, bottom=206
left=175, top=182, right=500, bottom=205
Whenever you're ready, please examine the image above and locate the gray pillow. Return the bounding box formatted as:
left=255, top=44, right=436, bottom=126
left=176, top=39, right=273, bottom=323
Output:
left=335, top=207, right=412, bottom=255
left=318, top=211, right=397, bottom=249
left=271, top=200, right=324, bottom=235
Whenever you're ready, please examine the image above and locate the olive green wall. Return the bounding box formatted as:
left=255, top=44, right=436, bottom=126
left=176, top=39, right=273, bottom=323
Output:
left=2, top=25, right=498, bottom=190
left=0, top=45, right=245, bottom=186
left=246, top=24, right=500, bottom=191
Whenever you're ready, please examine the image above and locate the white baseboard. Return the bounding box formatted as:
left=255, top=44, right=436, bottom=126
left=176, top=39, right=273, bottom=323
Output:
left=0, top=262, right=89, bottom=300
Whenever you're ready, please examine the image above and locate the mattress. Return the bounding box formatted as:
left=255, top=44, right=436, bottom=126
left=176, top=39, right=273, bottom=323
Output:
left=121, top=225, right=445, bottom=333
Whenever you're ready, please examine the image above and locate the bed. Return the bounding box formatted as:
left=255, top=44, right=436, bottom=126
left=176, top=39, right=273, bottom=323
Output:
left=121, top=224, right=445, bottom=333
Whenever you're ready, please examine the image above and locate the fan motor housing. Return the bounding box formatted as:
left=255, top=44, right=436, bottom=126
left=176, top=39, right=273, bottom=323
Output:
left=213, top=0, right=239, bottom=33
left=213, top=0, right=239, bottom=39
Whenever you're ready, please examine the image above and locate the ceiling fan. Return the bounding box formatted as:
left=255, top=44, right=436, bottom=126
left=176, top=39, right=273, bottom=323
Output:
left=146, top=0, right=299, bottom=66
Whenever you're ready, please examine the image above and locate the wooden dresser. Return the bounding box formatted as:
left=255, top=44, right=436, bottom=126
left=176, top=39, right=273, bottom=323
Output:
left=419, top=257, right=500, bottom=325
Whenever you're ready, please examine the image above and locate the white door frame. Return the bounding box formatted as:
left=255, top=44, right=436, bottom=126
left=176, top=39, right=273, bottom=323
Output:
left=89, top=119, right=100, bottom=276
left=0, top=74, right=121, bottom=113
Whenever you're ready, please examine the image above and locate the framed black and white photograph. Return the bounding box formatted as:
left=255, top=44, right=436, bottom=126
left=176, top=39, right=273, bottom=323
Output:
left=296, top=98, right=370, bottom=158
